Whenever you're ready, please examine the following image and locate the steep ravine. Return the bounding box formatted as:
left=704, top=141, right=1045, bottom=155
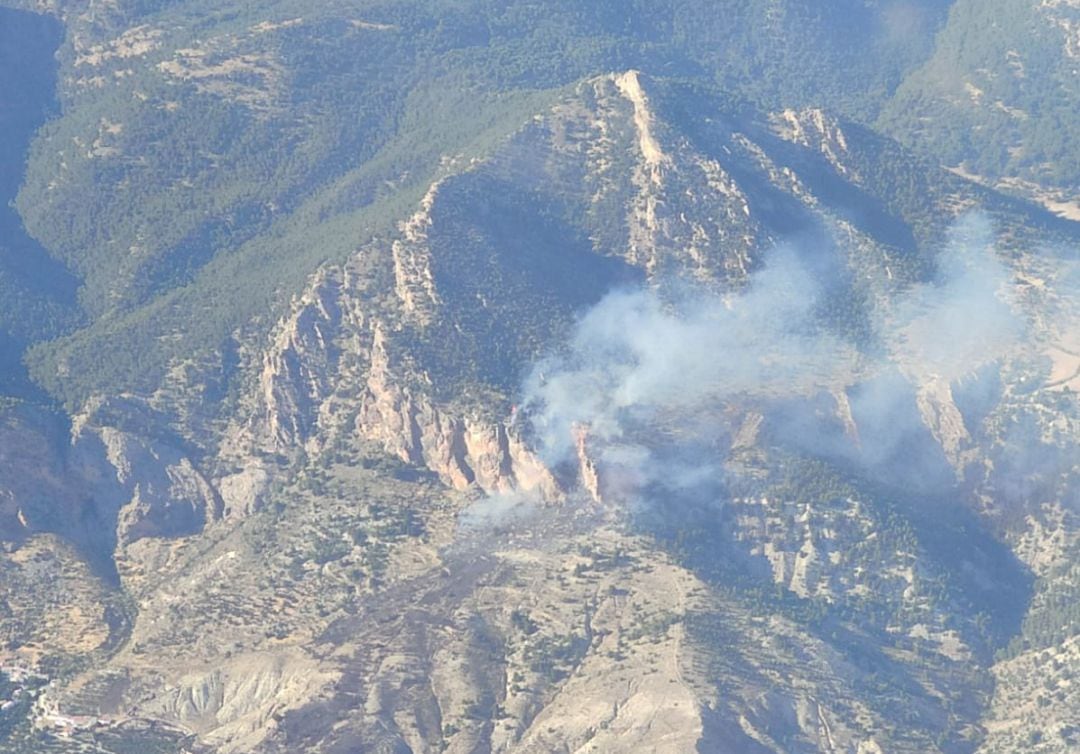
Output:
left=0, top=6, right=79, bottom=394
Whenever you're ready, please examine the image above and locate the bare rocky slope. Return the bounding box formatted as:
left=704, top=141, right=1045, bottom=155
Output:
left=0, top=3, right=1078, bottom=753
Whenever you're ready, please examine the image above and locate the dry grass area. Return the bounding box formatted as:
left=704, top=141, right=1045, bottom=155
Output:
left=981, top=636, right=1080, bottom=752
left=0, top=535, right=112, bottom=664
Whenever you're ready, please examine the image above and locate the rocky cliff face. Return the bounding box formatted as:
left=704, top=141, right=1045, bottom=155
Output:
left=225, top=257, right=562, bottom=505
left=206, top=71, right=949, bottom=500
left=0, top=400, right=220, bottom=557
left=0, top=64, right=1077, bottom=754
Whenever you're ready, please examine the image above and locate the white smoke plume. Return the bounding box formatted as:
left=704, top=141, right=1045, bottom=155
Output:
left=889, top=214, right=1023, bottom=383
left=519, top=212, right=1034, bottom=506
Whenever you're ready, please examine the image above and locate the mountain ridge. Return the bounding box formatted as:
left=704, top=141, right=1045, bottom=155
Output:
left=0, top=3, right=1077, bottom=753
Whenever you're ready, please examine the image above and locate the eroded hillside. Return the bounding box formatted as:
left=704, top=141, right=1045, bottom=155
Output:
left=0, top=2, right=1078, bottom=753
